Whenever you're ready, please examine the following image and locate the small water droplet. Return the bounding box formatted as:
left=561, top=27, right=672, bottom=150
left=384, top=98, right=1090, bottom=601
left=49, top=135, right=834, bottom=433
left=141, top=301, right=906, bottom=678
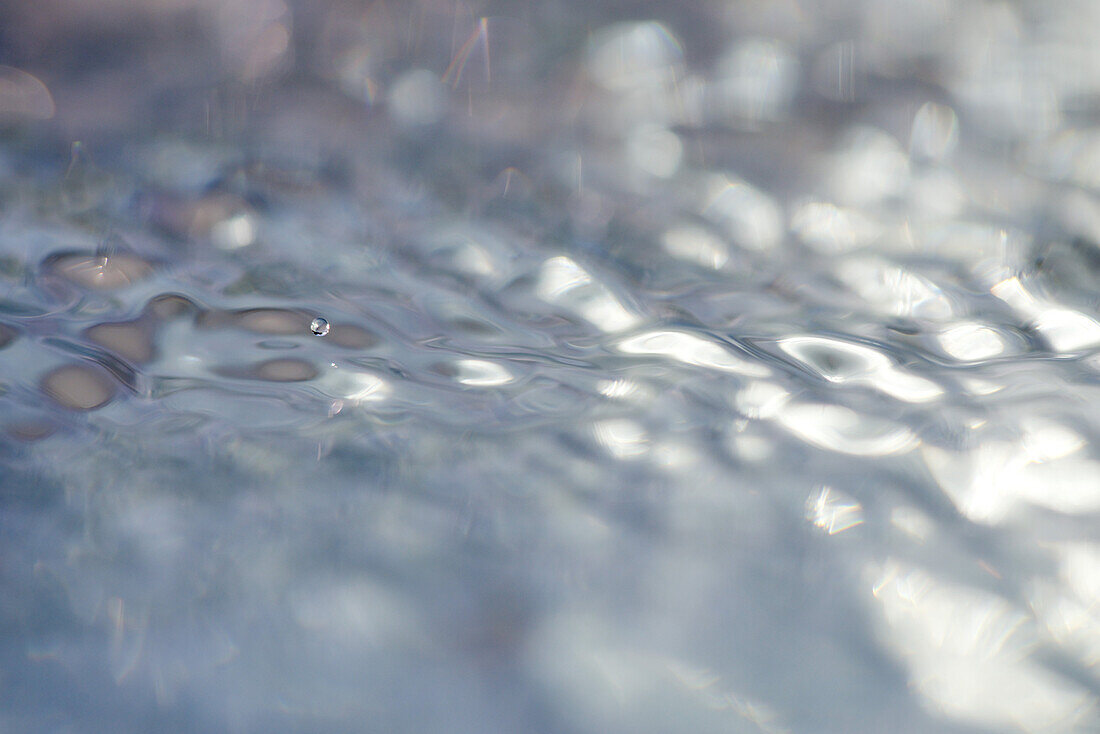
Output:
left=310, top=317, right=330, bottom=336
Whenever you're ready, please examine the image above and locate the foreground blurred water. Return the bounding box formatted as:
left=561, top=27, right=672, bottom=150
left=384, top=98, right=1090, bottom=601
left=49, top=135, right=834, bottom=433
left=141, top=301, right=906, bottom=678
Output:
left=2, top=1, right=1100, bottom=732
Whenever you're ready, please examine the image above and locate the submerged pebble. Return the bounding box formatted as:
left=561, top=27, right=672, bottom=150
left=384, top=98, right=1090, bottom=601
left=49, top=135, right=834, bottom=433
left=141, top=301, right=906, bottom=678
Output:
left=6, top=420, right=56, bottom=442
left=197, top=308, right=309, bottom=335
left=327, top=324, right=374, bottom=348
left=0, top=324, right=15, bottom=349
left=234, top=309, right=310, bottom=335
left=85, top=321, right=155, bottom=363
left=3, top=3, right=1100, bottom=734
left=144, top=294, right=198, bottom=321
left=44, top=252, right=153, bottom=290
left=253, top=358, right=318, bottom=382
left=40, top=364, right=115, bottom=410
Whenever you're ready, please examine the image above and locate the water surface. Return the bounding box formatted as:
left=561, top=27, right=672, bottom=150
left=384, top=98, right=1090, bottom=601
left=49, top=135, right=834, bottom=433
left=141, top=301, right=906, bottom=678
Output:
left=2, top=2, right=1100, bottom=732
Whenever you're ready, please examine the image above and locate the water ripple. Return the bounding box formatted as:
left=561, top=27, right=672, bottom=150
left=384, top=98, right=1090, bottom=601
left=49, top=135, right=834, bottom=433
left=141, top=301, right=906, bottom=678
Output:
left=2, top=2, right=1100, bottom=733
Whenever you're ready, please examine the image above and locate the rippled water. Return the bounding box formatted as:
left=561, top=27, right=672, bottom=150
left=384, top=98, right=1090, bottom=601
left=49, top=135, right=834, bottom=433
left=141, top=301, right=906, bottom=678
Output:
left=3, top=1, right=1100, bottom=732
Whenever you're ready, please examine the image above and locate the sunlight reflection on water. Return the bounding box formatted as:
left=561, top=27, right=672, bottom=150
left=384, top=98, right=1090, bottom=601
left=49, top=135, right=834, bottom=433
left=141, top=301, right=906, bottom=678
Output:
left=1, top=1, right=1100, bottom=732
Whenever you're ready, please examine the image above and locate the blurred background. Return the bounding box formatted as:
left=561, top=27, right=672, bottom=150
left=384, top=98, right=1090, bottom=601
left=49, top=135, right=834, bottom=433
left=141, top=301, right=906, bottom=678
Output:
left=1, top=1, right=1100, bottom=732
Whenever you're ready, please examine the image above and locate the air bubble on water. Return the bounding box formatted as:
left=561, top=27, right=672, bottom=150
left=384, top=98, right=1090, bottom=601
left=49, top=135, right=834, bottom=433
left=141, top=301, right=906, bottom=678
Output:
left=310, top=317, right=330, bottom=336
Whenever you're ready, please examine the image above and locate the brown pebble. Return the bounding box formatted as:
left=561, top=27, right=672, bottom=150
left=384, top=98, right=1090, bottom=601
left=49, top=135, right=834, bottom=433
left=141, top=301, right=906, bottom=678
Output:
left=188, top=194, right=251, bottom=238
left=0, top=324, right=15, bottom=349
left=199, top=308, right=310, bottom=335
left=253, top=359, right=318, bottom=382
left=41, top=364, right=115, bottom=410
left=328, top=324, right=375, bottom=349
left=7, top=421, right=55, bottom=442
left=0, top=66, right=55, bottom=122
left=85, top=321, right=154, bottom=363
left=144, top=192, right=251, bottom=241
left=145, top=294, right=197, bottom=321
left=451, top=317, right=500, bottom=335
left=46, top=252, right=153, bottom=290
left=236, top=309, right=311, bottom=335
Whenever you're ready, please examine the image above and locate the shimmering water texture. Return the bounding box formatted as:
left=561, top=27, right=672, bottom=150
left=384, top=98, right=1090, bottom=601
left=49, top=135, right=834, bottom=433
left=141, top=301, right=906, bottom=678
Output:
left=2, top=1, right=1100, bottom=733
